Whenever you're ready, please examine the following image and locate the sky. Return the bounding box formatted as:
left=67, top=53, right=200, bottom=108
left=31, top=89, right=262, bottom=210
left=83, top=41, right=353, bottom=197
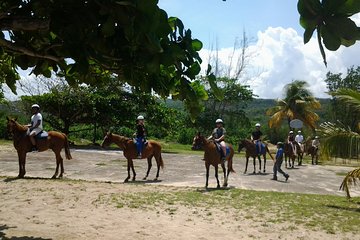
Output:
left=158, top=0, right=360, bottom=99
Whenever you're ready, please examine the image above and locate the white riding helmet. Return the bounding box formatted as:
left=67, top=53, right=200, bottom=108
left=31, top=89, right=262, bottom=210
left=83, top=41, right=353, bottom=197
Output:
left=298, top=130, right=302, bottom=133
left=215, top=119, right=223, bottom=124
left=289, top=131, right=294, bottom=134
left=31, top=104, right=40, bottom=109
left=137, top=115, right=144, bottom=120
left=255, top=123, right=261, bottom=127
left=315, top=136, right=319, bottom=139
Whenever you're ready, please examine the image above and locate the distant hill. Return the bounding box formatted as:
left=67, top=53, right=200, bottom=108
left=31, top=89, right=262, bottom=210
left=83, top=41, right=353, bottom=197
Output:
left=164, top=98, right=332, bottom=123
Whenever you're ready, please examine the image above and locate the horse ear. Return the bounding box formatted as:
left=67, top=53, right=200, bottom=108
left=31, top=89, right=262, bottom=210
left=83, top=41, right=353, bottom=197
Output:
left=6, top=116, right=10, bottom=121
left=14, top=117, right=17, bottom=122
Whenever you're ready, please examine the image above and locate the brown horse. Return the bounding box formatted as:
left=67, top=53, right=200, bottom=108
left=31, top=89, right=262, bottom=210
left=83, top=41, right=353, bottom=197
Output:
left=193, top=134, right=235, bottom=188
left=284, top=142, right=299, bottom=168
left=101, top=132, right=164, bottom=182
left=237, top=139, right=274, bottom=174
left=6, top=117, right=72, bottom=178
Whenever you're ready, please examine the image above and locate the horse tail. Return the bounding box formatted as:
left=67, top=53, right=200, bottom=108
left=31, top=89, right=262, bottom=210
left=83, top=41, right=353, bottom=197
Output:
left=63, top=134, right=72, bottom=160
left=159, top=153, right=164, bottom=169
left=266, top=145, right=274, bottom=160
left=228, top=147, right=236, bottom=173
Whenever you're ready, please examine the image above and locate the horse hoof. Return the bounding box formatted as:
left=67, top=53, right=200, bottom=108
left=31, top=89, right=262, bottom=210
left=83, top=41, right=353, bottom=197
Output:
left=223, top=183, right=228, bottom=187
left=124, top=178, right=129, bottom=183
left=217, top=185, right=220, bottom=189
left=243, top=171, right=247, bottom=174
left=51, top=175, right=56, bottom=179
left=153, top=178, right=158, bottom=181
left=143, top=177, right=147, bottom=180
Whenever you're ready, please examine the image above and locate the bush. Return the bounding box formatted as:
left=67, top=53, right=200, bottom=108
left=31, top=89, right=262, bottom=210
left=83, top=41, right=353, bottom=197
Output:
left=177, top=128, right=197, bottom=145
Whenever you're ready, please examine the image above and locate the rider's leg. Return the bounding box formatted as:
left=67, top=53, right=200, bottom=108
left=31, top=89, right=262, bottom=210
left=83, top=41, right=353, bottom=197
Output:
left=135, top=138, right=142, bottom=157
left=29, top=132, right=37, bottom=151
left=220, top=141, right=226, bottom=160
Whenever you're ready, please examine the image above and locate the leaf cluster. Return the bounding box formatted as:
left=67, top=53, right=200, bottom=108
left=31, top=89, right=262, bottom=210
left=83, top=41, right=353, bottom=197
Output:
left=298, top=0, right=360, bottom=66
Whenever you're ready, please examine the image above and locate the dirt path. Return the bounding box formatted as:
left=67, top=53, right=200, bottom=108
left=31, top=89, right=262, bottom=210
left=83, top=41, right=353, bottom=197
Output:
left=0, top=148, right=359, bottom=240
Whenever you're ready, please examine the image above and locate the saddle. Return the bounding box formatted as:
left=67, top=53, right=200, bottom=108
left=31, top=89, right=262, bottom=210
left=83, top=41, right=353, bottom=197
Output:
left=214, top=142, right=230, bottom=157
left=35, top=131, right=48, bottom=139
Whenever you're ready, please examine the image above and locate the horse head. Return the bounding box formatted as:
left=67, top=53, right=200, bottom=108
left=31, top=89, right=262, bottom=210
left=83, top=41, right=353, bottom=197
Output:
left=101, top=132, right=113, bottom=148
left=6, top=117, right=25, bottom=135
left=237, top=139, right=251, bottom=153
left=191, top=132, right=204, bottom=150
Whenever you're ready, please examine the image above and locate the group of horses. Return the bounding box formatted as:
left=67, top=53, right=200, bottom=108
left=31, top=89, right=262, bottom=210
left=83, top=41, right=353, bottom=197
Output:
left=5, top=117, right=319, bottom=189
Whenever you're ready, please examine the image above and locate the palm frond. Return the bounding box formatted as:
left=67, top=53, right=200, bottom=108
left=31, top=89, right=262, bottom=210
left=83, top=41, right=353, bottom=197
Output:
left=319, top=122, right=360, bottom=160
left=331, top=88, right=360, bottom=114
left=340, top=167, right=360, bottom=198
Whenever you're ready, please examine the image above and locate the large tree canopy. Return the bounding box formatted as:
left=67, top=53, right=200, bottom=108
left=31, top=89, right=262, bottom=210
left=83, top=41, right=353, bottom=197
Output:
left=0, top=0, right=209, bottom=115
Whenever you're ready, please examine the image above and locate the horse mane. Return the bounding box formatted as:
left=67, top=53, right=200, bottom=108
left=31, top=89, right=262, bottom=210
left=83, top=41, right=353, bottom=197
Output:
left=11, top=119, right=28, bottom=133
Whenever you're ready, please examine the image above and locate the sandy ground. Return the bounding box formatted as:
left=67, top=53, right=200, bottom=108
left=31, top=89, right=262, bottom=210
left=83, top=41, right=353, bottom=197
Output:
left=1, top=146, right=360, bottom=240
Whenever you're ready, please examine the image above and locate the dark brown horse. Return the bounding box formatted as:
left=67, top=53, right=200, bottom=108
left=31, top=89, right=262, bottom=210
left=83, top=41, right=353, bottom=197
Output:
left=237, top=139, right=274, bottom=174
left=193, top=134, right=235, bottom=188
left=6, top=117, right=72, bottom=178
left=101, top=132, right=164, bottom=182
left=284, top=142, right=300, bottom=168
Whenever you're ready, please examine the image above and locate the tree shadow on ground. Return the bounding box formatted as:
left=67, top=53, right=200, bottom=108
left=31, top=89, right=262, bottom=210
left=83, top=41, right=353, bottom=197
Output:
left=3, top=176, right=54, bottom=183
left=0, top=224, right=52, bottom=240
left=197, top=186, right=235, bottom=193
left=326, top=205, right=360, bottom=213
left=123, top=179, right=162, bottom=184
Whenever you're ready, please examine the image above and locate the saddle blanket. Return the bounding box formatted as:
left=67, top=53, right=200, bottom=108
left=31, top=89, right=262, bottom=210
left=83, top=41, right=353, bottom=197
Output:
left=215, top=142, right=230, bottom=156
left=35, top=131, right=48, bottom=139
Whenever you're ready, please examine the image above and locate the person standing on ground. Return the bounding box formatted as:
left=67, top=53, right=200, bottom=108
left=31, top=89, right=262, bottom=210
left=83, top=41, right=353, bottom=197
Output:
left=272, top=142, right=289, bottom=181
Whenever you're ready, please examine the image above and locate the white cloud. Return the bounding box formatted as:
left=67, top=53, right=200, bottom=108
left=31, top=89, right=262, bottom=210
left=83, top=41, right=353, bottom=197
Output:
left=200, top=25, right=360, bottom=99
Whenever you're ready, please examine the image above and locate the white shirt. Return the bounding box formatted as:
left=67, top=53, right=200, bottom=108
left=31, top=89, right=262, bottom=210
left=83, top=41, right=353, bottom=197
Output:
left=31, top=113, right=43, bottom=130
left=312, top=139, right=320, bottom=147
left=295, top=134, right=304, bottom=143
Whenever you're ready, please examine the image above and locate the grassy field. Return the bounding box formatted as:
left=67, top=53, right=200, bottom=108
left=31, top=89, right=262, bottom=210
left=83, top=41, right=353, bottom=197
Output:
left=94, top=183, right=360, bottom=234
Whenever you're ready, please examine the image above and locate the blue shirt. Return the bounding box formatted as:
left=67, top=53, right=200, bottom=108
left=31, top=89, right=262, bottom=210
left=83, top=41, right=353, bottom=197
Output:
left=275, top=147, right=284, bottom=160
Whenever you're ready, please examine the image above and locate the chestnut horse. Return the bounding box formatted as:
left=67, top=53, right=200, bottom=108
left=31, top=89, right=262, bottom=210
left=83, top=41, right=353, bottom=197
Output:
left=101, top=132, right=164, bottom=182
left=284, top=142, right=303, bottom=168
left=193, top=134, right=235, bottom=188
left=237, top=139, right=274, bottom=174
left=6, top=117, right=72, bottom=178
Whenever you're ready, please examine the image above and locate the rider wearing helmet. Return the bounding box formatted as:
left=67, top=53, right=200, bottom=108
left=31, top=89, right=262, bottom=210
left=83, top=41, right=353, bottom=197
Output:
left=209, top=119, right=227, bottom=162
left=295, top=130, right=304, bottom=152
left=287, top=130, right=297, bottom=156
left=251, top=123, right=263, bottom=155
left=27, top=104, right=43, bottom=152
left=135, top=115, right=147, bottom=158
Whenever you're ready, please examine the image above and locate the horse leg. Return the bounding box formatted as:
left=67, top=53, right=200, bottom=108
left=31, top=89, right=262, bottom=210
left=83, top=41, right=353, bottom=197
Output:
left=291, top=156, right=295, bottom=169
left=258, top=155, right=262, bottom=174
left=205, top=162, right=210, bottom=189
left=143, top=156, right=152, bottom=180
left=244, top=157, right=249, bottom=174
left=214, top=165, right=220, bottom=188
left=17, top=151, right=26, bottom=178
left=130, top=160, right=136, bottom=181
left=263, top=155, right=266, bottom=173
left=125, top=159, right=131, bottom=182
left=52, top=152, right=63, bottom=179
left=253, top=157, right=256, bottom=174
left=154, top=155, right=161, bottom=181
left=222, top=163, right=228, bottom=187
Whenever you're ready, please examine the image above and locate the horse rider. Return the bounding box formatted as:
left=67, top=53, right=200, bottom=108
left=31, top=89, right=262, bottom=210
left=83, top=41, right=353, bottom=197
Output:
left=312, top=136, right=320, bottom=153
left=295, top=130, right=304, bottom=152
left=287, top=131, right=297, bottom=156
left=26, top=104, right=43, bottom=152
left=251, top=123, right=263, bottom=156
left=134, top=115, right=147, bottom=158
left=208, top=119, right=227, bottom=162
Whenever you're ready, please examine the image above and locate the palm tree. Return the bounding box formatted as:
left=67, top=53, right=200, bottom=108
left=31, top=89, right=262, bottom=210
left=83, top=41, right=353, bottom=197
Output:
left=266, top=80, right=321, bottom=131
left=319, top=88, right=360, bottom=198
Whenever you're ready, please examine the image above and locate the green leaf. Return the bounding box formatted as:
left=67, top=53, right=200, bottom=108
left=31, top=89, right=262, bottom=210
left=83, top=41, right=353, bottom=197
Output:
left=186, top=62, right=201, bottom=78
left=337, top=0, right=360, bottom=15
left=191, top=39, right=203, bottom=51
left=303, top=25, right=316, bottom=43
left=321, top=24, right=341, bottom=51
left=208, top=73, right=224, bottom=101
left=297, top=0, right=322, bottom=18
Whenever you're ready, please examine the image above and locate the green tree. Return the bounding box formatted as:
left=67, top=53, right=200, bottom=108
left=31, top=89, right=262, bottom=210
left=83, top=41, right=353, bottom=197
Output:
left=319, top=88, right=360, bottom=198
left=0, top=0, right=210, bottom=116
left=266, top=80, right=321, bottom=131
left=325, top=66, right=360, bottom=131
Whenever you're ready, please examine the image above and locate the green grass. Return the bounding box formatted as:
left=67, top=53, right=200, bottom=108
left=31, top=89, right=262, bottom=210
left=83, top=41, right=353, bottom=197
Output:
left=95, top=186, right=360, bottom=234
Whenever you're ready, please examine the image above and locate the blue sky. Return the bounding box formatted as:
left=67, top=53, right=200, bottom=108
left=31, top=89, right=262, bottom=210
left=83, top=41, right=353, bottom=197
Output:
left=159, top=1, right=360, bottom=99
left=158, top=0, right=302, bottom=48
